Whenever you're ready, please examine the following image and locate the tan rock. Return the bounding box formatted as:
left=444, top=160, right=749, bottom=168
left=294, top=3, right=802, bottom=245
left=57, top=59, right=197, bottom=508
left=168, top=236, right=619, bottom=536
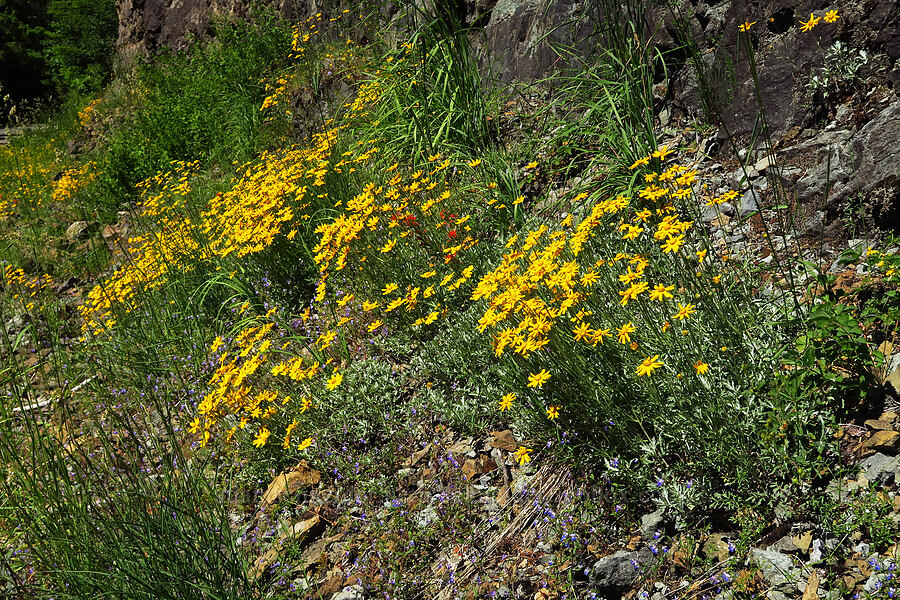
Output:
left=489, top=430, right=517, bottom=451
left=879, top=411, right=899, bottom=424
left=865, top=419, right=895, bottom=431
left=793, top=531, right=813, bottom=554
left=801, top=570, right=819, bottom=600
left=862, top=430, right=900, bottom=453
left=402, top=445, right=430, bottom=468
left=262, top=460, right=322, bottom=505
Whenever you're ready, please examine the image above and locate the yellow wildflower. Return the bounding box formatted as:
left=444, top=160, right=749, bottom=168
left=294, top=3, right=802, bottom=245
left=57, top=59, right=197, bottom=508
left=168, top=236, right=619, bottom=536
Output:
left=799, top=12, right=820, bottom=31
left=636, top=355, right=663, bottom=377
left=617, top=322, right=636, bottom=344
left=327, top=372, right=343, bottom=390
left=527, top=369, right=551, bottom=388
left=252, top=427, right=271, bottom=448
left=673, top=303, right=696, bottom=320
left=513, top=446, right=532, bottom=466
left=499, top=392, right=516, bottom=411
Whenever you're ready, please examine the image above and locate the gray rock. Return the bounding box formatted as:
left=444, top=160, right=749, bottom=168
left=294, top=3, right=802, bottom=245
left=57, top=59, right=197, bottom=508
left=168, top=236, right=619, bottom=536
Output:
left=810, top=538, right=824, bottom=562
left=65, top=221, right=89, bottom=242
left=799, top=211, right=825, bottom=238
left=331, top=585, right=366, bottom=600
left=416, top=506, right=439, bottom=528
left=858, top=453, right=900, bottom=486
left=737, top=189, right=760, bottom=217
left=640, top=508, right=665, bottom=539
left=591, top=548, right=653, bottom=592
left=754, top=154, right=777, bottom=173
left=750, top=548, right=807, bottom=591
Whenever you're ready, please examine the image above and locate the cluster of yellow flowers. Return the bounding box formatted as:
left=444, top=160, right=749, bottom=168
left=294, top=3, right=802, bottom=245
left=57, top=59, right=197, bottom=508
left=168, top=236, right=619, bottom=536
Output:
left=261, top=11, right=361, bottom=116
left=1, top=264, right=55, bottom=312
left=738, top=9, right=838, bottom=32
left=0, top=143, right=57, bottom=220
left=310, top=152, right=486, bottom=336
left=78, top=98, right=102, bottom=128
left=51, top=162, right=96, bottom=205
left=473, top=149, right=729, bottom=417
left=78, top=161, right=206, bottom=334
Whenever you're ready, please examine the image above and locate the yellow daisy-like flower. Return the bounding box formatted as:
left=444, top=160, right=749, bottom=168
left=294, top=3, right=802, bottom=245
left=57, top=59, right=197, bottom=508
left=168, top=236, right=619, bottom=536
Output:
left=738, top=20, right=756, bottom=31
left=252, top=427, right=271, bottom=448
left=661, top=234, right=685, bottom=254
left=617, top=322, right=636, bottom=344
left=368, top=320, right=383, bottom=332
left=799, top=12, right=820, bottom=31
left=382, top=282, right=398, bottom=295
left=694, top=360, right=710, bottom=375
left=297, top=436, right=314, bottom=451
left=636, top=355, right=664, bottom=377
left=673, top=303, right=696, bottom=320
left=524, top=161, right=539, bottom=170
left=573, top=321, right=591, bottom=342
left=499, top=392, right=516, bottom=411
left=546, top=406, right=560, bottom=420
left=527, top=369, right=551, bottom=388
left=651, top=145, right=673, bottom=160
left=467, top=158, right=482, bottom=167
left=823, top=10, right=839, bottom=23
left=513, top=446, right=532, bottom=466
left=628, top=156, right=650, bottom=169
left=649, top=283, right=675, bottom=301
left=326, top=372, right=343, bottom=390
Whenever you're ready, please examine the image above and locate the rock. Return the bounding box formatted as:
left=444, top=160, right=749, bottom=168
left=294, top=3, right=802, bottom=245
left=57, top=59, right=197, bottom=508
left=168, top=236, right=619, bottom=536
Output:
left=331, top=584, right=366, bottom=600
left=640, top=508, right=665, bottom=539
left=886, top=365, right=900, bottom=395
left=416, top=506, right=439, bottom=528
left=809, top=539, right=824, bottom=562
left=750, top=548, right=808, bottom=591
left=699, top=136, right=718, bottom=156
left=285, top=515, right=323, bottom=542
left=402, top=445, right=430, bottom=468
left=880, top=412, right=899, bottom=424
left=845, top=100, right=900, bottom=202
left=792, top=531, right=813, bottom=554
left=262, top=460, right=322, bottom=505
left=864, top=419, right=895, bottom=431
left=801, top=570, right=820, bottom=600
left=858, top=453, right=900, bottom=486
left=591, top=549, right=654, bottom=593
left=861, top=430, right=900, bottom=454
left=737, top=189, right=760, bottom=218
left=489, top=430, right=517, bottom=452
left=798, top=211, right=825, bottom=238
left=769, top=535, right=798, bottom=553
left=702, top=534, right=730, bottom=561
left=754, top=154, right=777, bottom=173
left=65, top=221, right=90, bottom=242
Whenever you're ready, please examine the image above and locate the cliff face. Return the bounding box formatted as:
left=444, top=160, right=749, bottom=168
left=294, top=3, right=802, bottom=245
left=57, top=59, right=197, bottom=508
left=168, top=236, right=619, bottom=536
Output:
left=115, top=0, right=900, bottom=141
left=116, top=0, right=328, bottom=56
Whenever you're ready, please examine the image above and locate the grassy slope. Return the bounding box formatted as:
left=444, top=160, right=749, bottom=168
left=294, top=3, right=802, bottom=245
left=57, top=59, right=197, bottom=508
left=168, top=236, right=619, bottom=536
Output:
left=1, top=4, right=899, bottom=600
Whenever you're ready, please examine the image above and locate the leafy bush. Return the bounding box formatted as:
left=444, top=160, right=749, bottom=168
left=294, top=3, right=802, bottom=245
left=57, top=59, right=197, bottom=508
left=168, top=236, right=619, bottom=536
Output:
left=93, top=12, right=295, bottom=209
left=44, top=0, right=117, bottom=96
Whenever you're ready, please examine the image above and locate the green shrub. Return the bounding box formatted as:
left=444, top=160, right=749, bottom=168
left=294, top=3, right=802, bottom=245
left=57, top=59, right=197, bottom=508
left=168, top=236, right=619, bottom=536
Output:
left=44, top=0, right=117, bottom=96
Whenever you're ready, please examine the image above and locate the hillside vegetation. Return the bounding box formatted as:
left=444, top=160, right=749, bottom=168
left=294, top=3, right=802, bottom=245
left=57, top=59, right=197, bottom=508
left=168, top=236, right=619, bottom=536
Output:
left=2, top=4, right=900, bottom=599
